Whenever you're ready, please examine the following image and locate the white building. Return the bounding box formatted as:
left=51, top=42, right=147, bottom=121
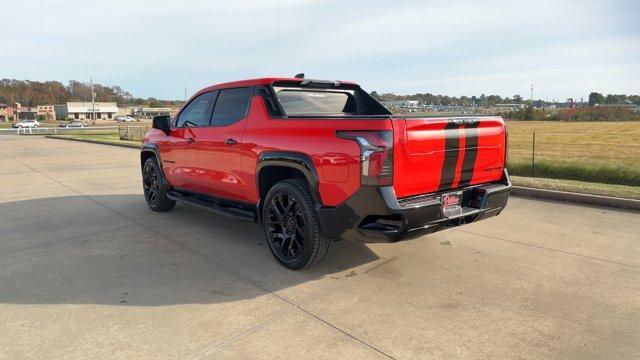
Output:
left=56, top=102, right=118, bottom=120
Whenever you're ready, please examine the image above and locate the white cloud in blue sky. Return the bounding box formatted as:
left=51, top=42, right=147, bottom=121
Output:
left=1, top=0, right=638, bottom=100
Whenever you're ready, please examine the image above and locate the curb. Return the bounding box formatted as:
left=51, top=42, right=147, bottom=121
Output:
left=45, top=135, right=140, bottom=149
left=511, top=186, right=640, bottom=211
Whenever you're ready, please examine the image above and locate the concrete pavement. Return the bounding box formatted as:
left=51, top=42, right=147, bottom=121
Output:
left=1, top=136, right=639, bottom=359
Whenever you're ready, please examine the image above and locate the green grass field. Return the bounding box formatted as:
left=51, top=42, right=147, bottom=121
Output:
left=506, top=121, right=640, bottom=186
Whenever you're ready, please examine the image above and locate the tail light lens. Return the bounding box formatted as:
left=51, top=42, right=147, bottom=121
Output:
left=503, top=124, right=508, bottom=169
left=337, top=130, right=393, bottom=186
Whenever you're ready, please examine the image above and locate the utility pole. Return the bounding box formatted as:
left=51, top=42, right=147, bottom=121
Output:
left=184, top=85, right=187, bottom=102
left=530, top=84, right=534, bottom=104
left=90, top=76, right=96, bottom=124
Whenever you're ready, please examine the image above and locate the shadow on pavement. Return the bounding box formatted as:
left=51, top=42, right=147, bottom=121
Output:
left=0, top=194, right=381, bottom=306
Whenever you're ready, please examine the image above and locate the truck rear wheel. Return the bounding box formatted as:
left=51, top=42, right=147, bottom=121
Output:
left=142, top=157, right=176, bottom=212
left=262, top=179, right=330, bottom=270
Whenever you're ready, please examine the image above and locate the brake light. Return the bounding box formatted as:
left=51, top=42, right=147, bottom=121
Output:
left=337, top=130, right=393, bottom=186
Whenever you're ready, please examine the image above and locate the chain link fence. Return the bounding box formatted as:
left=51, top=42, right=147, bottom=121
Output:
left=118, top=125, right=146, bottom=142
left=508, top=130, right=640, bottom=188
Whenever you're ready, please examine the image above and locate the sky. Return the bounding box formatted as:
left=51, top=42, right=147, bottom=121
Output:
left=1, top=0, right=639, bottom=101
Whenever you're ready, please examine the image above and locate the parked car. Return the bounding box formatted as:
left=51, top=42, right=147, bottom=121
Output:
left=12, top=119, right=40, bottom=128
left=65, top=121, right=85, bottom=128
left=140, top=76, right=511, bottom=269
left=116, top=115, right=135, bottom=122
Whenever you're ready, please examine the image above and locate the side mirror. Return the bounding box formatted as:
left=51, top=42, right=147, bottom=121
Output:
left=152, top=115, right=171, bottom=135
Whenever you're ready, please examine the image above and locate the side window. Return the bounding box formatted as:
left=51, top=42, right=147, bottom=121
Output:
left=211, top=87, right=253, bottom=126
left=176, top=91, right=213, bottom=127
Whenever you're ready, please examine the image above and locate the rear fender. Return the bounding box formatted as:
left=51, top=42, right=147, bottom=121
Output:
left=256, top=151, right=321, bottom=206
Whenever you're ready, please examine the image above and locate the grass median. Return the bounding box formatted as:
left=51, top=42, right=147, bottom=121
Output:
left=47, top=133, right=140, bottom=148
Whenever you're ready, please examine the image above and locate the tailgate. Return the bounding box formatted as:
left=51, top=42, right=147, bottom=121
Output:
left=392, top=116, right=506, bottom=198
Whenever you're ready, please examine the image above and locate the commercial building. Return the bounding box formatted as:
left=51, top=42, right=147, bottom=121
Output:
left=37, top=105, right=56, bottom=121
left=0, top=103, right=13, bottom=122
left=55, top=102, right=118, bottom=120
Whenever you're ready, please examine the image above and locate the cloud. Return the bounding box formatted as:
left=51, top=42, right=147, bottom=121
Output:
left=1, top=0, right=638, bottom=99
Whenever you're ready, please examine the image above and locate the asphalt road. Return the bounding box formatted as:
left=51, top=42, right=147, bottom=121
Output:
left=1, top=136, right=639, bottom=359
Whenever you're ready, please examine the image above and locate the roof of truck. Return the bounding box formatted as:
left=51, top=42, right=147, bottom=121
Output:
left=196, top=77, right=358, bottom=94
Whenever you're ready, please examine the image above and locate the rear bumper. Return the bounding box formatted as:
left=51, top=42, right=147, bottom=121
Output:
left=318, top=169, right=511, bottom=242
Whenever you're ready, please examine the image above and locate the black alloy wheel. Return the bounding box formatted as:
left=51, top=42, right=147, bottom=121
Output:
left=142, top=157, right=176, bottom=212
left=143, top=161, right=160, bottom=207
left=262, top=179, right=330, bottom=270
left=266, top=192, right=307, bottom=262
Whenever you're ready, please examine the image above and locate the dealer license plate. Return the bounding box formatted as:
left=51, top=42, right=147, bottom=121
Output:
left=441, top=191, right=463, bottom=218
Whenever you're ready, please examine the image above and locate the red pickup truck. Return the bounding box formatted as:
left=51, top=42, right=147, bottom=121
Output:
left=141, top=76, right=511, bottom=269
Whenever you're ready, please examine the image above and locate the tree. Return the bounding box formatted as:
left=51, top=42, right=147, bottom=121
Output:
left=370, top=91, right=380, bottom=100
left=524, top=105, right=534, bottom=120
left=605, top=94, right=620, bottom=105
left=588, top=92, right=604, bottom=106
left=513, top=94, right=523, bottom=104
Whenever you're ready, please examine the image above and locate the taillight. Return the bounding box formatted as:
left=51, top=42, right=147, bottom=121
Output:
left=337, top=130, right=393, bottom=186
left=504, top=124, right=508, bottom=169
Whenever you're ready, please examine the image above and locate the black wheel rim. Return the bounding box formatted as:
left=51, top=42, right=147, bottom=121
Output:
left=143, top=163, right=160, bottom=207
left=266, top=192, right=307, bottom=262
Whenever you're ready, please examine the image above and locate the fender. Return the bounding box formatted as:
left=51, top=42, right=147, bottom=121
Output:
left=140, top=143, right=168, bottom=185
left=256, top=151, right=321, bottom=205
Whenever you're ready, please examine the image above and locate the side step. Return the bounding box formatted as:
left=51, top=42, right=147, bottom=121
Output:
left=167, top=191, right=257, bottom=222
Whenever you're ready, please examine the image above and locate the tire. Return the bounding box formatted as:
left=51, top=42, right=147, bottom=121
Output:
left=262, top=179, right=330, bottom=270
left=142, top=157, right=176, bottom=212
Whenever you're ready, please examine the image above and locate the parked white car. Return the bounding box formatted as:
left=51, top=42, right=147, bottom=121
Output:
left=12, top=120, right=40, bottom=128
left=65, top=121, right=85, bottom=128
left=116, top=115, right=135, bottom=122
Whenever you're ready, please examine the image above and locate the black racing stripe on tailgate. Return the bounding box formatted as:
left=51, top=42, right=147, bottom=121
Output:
left=438, top=122, right=461, bottom=191
left=458, top=121, right=480, bottom=187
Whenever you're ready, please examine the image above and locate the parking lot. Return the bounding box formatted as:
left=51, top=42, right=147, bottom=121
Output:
left=1, top=135, right=639, bottom=359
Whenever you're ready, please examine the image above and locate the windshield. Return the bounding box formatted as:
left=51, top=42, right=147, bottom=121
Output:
left=274, top=87, right=356, bottom=115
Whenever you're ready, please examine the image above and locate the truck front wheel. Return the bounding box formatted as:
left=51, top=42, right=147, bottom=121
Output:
left=142, top=157, right=176, bottom=212
left=262, top=179, right=330, bottom=270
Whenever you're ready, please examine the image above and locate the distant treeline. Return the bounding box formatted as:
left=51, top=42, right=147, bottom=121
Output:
left=0, top=79, right=184, bottom=107
left=370, top=91, right=640, bottom=107
left=503, top=106, right=640, bottom=122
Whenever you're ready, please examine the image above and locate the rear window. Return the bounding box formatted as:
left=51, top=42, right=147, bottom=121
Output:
left=274, top=88, right=357, bottom=115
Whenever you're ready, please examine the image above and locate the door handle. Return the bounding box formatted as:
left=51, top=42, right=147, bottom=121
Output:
left=225, top=138, right=238, bottom=146
left=185, top=137, right=195, bottom=144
